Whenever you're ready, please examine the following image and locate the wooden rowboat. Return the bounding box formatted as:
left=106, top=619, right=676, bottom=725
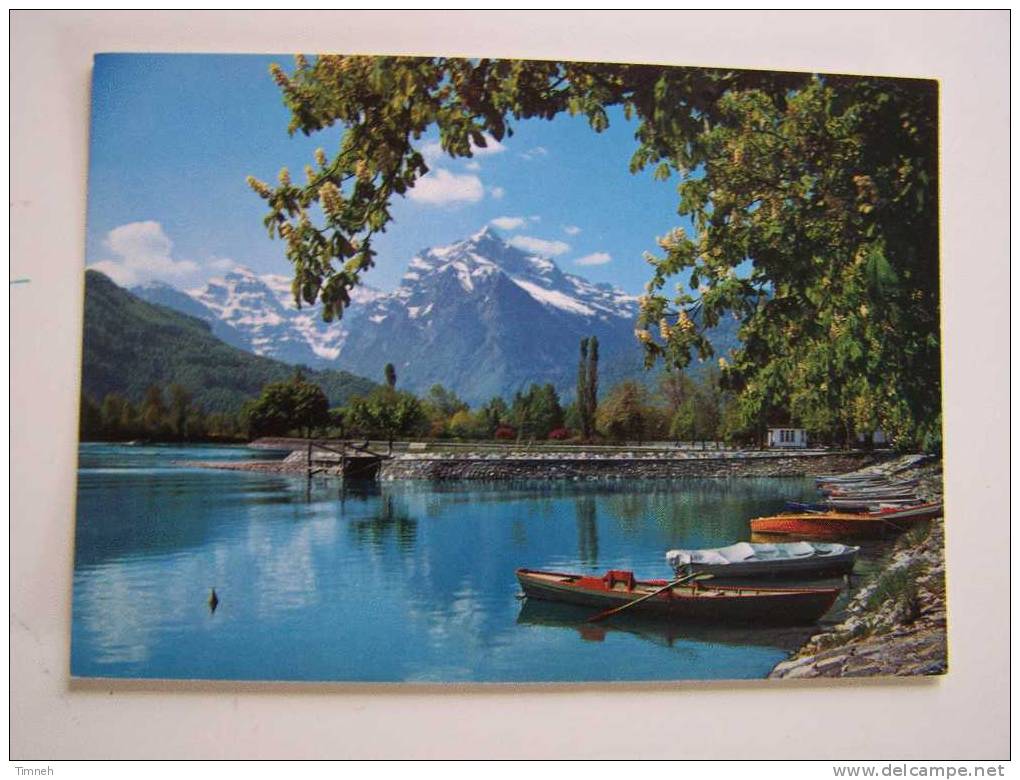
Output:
left=750, top=502, right=942, bottom=540
left=665, top=541, right=859, bottom=579
left=516, top=568, right=840, bottom=625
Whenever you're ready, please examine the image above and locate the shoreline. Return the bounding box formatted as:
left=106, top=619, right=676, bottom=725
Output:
left=186, top=447, right=889, bottom=480
left=768, top=456, right=946, bottom=678
left=182, top=442, right=947, bottom=678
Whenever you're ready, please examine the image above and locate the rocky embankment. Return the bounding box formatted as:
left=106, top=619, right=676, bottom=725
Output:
left=378, top=450, right=880, bottom=480
left=769, top=456, right=947, bottom=679
left=188, top=447, right=885, bottom=480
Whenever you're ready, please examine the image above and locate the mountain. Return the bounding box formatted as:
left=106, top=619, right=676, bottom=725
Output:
left=335, top=226, right=646, bottom=403
left=84, top=270, right=377, bottom=413
left=130, top=280, right=250, bottom=351
left=130, top=227, right=742, bottom=405
left=132, top=267, right=384, bottom=368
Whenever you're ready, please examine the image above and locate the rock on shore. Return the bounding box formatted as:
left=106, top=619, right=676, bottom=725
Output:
left=769, top=457, right=947, bottom=679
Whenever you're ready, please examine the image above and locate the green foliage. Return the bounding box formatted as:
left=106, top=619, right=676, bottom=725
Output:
left=82, top=270, right=376, bottom=415
left=384, top=363, right=397, bottom=389
left=255, top=56, right=940, bottom=450
left=479, top=396, right=510, bottom=435
left=576, top=336, right=599, bottom=440
left=447, top=409, right=488, bottom=439
left=596, top=380, right=651, bottom=442
left=168, top=384, right=193, bottom=438
left=576, top=339, right=588, bottom=437
left=658, top=369, right=730, bottom=442
left=864, top=560, right=925, bottom=626
left=669, top=402, right=697, bottom=441
left=347, top=387, right=427, bottom=442
left=422, top=384, right=469, bottom=422
left=79, top=395, right=104, bottom=439
left=243, top=374, right=331, bottom=438
left=511, top=383, right=564, bottom=439
left=637, top=77, right=940, bottom=450
left=80, top=386, right=242, bottom=442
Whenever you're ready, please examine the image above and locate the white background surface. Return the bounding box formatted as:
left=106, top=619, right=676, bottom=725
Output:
left=9, top=10, right=1011, bottom=759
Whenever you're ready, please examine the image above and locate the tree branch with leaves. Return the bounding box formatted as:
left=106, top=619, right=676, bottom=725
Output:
left=251, top=56, right=940, bottom=450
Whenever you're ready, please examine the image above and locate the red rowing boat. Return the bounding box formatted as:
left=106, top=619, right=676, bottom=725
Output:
left=750, top=502, right=943, bottom=540
left=516, top=568, right=840, bottom=625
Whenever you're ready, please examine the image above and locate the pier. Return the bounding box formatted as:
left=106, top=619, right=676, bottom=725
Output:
left=304, top=439, right=391, bottom=480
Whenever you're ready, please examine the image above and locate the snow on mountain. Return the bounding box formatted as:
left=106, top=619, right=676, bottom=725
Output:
left=133, top=227, right=733, bottom=404
left=134, top=266, right=382, bottom=368
left=358, top=226, right=637, bottom=329
left=336, top=226, right=646, bottom=402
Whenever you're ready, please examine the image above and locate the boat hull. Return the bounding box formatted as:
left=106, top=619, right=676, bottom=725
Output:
left=516, top=569, right=839, bottom=625
left=750, top=511, right=938, bottom=540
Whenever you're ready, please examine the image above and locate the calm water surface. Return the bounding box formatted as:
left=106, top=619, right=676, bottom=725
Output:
left=72, top=443, right=872, bottom=682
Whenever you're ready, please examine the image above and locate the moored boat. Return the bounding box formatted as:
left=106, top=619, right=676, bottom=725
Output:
left=665, top=541, right=859, bottom=579
left=750, top=502, right=942, bottom=540
left=515, top=568, right=840, bottom=625
left=825, top=497, right=922, bottom=512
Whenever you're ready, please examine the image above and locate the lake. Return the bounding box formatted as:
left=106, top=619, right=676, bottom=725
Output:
left=71, top=443, right=863, bottom=683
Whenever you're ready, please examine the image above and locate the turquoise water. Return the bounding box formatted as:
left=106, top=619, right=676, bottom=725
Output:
left=71, top=443, right=833, bottom=682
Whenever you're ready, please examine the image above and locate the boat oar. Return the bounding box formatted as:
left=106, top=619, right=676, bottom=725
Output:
left=586, top=572, right=714, bottom=623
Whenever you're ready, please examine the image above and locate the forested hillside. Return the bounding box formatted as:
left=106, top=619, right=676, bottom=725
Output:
left=81, top=270, right=376, bottom=414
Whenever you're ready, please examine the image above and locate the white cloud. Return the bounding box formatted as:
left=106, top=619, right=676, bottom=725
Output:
left=464, top=161, right=481, bottom=171
left=88, top=220, right=202, bottom=286
left=471, top=134, right=506, bottom=156
left=420, top=141, right=444, bottom=163
left=407, top=168, right=485, bottom=206
left=207, top=256, right=237, bottom=273
left=564, top=225, right=582, bottom=236
left=488, top=186, right=505, bottom=200
left=509, top=235, right=570, bottom=257
left=520, top=146, right=549, bottom=161
left=421, top=133, right=506, bottom=164
left=490, top=216, right=527, bottom=231
left=574, top=251, right=613, bottom=266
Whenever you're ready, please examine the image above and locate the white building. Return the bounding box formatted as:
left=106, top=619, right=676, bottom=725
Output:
left=767, top=427, right=807, bottom=448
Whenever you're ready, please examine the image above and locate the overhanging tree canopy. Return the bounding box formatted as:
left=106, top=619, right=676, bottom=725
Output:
left=249, top=56, right=940, bottom=449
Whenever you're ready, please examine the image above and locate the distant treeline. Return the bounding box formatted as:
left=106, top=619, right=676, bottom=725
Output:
left=80, top=360, right=757, bottom=446
left=314, top=350, right=759, bottom=446
left=80, top=384, right=247, bottom=442
left=81, top=269, right=376, bottom=417
left=84, top=311, right=775, bottom=446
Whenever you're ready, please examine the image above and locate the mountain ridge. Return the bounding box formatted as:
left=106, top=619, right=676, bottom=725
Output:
left=130, top=227, right=741, bottom=405
left=86, top=270, right=377, bottom=413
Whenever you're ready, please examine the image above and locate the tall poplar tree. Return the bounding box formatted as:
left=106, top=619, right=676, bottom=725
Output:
left=585, top=336, right=599, bottom=439
left=576, top=338, right=590, bottom=439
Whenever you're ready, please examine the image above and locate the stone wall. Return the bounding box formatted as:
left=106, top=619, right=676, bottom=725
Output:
left=379, top=451, right=882, bottom=481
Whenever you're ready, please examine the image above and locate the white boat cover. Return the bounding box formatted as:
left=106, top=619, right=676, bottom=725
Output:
left=666, top=541, right=855, bottom=569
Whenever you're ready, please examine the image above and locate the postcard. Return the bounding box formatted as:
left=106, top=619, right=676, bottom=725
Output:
left=73, top=53, right=945, bottom=683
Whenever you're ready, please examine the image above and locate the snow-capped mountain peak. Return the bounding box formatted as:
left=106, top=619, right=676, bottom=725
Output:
left=131, top=228, right=664, bottom=403
left=136, top=264, right=380, bottom=366
left=332, top=227, right=649, bottom=402
left=391, top=228, right=636, bottom=322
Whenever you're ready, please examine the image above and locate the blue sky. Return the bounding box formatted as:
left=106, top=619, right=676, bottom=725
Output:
left=86, top=53, right=694, bottom=295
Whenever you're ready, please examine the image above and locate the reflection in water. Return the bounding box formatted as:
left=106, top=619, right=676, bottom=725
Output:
left=348, top=494, right=418, bottom=553
left=73, top=444, right=857, bottom=682
left=516, top=598, right=813, bottom=655
left=574, top=496, right=599, bottom=566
